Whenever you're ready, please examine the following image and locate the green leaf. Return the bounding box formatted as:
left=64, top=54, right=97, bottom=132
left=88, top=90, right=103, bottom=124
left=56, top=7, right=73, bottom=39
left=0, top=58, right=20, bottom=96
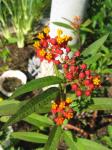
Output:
left=86, top=98, right=112, bottom=111
left=44, top=126, right=62, bottom=150
left=63, top=131, right=78, bottom=150
left=67, top=93, right=112, bottom=111
left=63, top=131, right=109, bottom=150
left=100, top=136, right=112, bottom=148
left=11, top=132, right=48, bottom=143
left=0, top=100, right=26, bottom=116
left=83, top=53, right=101, bottom=64
left=75, top=138, right=110, bottom=150
left=2, top=87, right=59, bottom=129
left=108, top=125, right=112, bottom=139
left=80, top=27, right=93, bottom=33
left=82, top=34, right=109, bottom=56
left=81, top=19, right=92, bottom=27
left=24, top=113, right=54, bottom=128
left=101, top=69, right=112, bottom=73
left=11, top=76, right=62, bottom=99
left=53, top=22, right=73, bottom=30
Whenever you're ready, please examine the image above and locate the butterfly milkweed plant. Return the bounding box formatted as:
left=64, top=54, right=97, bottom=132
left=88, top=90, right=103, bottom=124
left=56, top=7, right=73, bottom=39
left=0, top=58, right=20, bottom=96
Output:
left=1, top=17, right=112, bottom=150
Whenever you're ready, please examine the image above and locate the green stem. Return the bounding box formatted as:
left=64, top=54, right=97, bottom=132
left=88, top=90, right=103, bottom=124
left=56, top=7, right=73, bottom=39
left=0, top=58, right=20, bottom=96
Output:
left=53, top=64, right=65, bottom=100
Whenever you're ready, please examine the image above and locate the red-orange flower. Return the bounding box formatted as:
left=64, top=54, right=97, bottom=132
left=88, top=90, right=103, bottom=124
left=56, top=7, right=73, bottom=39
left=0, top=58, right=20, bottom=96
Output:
left=51, top=98, right=74, bottom=126
left=34, top=27, right=72, bottom=64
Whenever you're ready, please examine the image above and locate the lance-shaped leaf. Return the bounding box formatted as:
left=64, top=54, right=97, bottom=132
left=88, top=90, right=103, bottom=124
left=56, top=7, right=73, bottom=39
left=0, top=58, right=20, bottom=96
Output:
left=0, top=100, right=26, bottom=116
left=67, top=93, right=112, bottom=111
left=82, top=33, right=109, bottom=56
left=11, top=76, right=63, bottom=99
left=107, top=125, right=112, bottom=139
left=75, top=138, right=110, bottom=150
left=44, top=126, right=62, bottom=150
left=2, top=87, right=59, bottom=129
left=53, top=22, right=73, bottom=30
left=24, top=113, right=54, bottom=128
left=85, top=98, right=112, bottom=111
left=63, top=131, right=78, bottom=150
left=11, top=132, right=48, bottom=143
left=0, top=100, right=51, bottom=116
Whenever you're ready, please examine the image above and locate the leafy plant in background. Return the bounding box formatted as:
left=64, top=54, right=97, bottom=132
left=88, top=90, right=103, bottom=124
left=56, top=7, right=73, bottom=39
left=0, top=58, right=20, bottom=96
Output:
left=87, top=0, right=112, bottom=49
left=0, top=0, right=51, bottom=48
left=53, top=16, right=112, bottom=74
left=0, top=26, right=112, bottom=150
left=0, top=48, right=10, bottom=62
left=100, top=125, right=112, bottom=149
left=0, top=48, right=10, bottom=73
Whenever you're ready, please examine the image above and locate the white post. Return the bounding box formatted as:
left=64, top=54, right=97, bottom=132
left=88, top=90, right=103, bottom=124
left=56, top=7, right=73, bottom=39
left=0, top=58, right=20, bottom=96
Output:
left=50, top=0, right=88, bottom=44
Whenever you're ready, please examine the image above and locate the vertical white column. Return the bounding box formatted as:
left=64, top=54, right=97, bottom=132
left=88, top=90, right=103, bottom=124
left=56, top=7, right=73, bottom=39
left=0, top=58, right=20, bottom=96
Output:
left=50, top=0, right=88, bottom=44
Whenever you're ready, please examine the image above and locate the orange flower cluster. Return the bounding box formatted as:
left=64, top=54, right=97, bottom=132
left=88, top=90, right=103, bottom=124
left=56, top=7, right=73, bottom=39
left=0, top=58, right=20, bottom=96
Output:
left=51, top=98, right=73, bottom=125
left=33, top=27, right=72, bottom=63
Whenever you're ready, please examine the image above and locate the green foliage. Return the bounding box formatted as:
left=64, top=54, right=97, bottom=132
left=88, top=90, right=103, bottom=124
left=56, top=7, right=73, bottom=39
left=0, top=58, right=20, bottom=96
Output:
left=101, top=136, right=112, bottom=149
left=63, top=131, right=78, bottom=150
left=64, top=131, right=110, bottom=150
left=87, top=0, right=112, bottom=49
left=11, top=76, right=62, bottom=99
left=82, top=34, right=112, bottom=73
left=108, top=125, right=112, bottom=139
left=82, top=33, right=109, bottom=56
left=24, top=113, right=54, bottom=128
left=0, top=4, right=112, bottom=148
left=0, top=0, right=51, bottom=48
left=53, top=22, right=73, bottom=30
left=2, top=87, right=59, bottom=129
left=11, top=132, right=48, bottom=143
left=68, top=93, right=112, bottom=111
left=0, top=100, right=26, bottom=116
left=44, top=126, right=62, bottom=150
left=75, top=138, right=110, bottom=150
left=86, top=98, right=112, bottom=111
left=0, top=48, right=10, bottom=62
left=99, top=125, right=112, bottom=149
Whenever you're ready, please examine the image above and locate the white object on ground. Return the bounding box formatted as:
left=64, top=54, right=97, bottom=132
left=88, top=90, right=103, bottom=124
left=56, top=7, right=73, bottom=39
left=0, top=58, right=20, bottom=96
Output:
left=35, top=60, right=58, bottom=90
left=0, top=70, right=27, bottom=97
left=28, top=56, right=41, bottom=77
left=36, top=60, right=55, bottom=78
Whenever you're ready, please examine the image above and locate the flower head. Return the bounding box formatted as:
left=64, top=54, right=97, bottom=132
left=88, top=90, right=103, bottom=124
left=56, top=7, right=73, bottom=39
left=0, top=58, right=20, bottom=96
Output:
left=43, top=27, right=50, bottom=34
left=51, top=98, right=74, bottom=125
left=34, top=27, right=72, bottom=64
left=93, top=76, right=101, bottom=86
left=38, top=33, right=44, bottom=39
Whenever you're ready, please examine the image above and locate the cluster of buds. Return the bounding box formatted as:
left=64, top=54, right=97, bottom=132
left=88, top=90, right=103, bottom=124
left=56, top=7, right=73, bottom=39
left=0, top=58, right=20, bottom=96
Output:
left=71, top=16, right=82, bottom=29
left=33, top=27, right=72, bottom=64
left=51, top=98, right=73, bottom=125
left=63, top=50, right=101, bottom=97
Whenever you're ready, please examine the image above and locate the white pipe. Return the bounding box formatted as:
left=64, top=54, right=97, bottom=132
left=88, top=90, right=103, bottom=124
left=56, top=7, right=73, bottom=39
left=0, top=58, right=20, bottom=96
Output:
left=50, top=0, right=88, bottom=44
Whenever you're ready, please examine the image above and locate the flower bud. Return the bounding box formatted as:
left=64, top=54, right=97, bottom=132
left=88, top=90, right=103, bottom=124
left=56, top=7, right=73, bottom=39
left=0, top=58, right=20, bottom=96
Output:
left=80, top=64, right=87, bottom=70
left=63, top=64, right=68, bottom=69
left=76, top=89, right=82, bottom=96
left=79, top=72, right=85, bottom=79
left=66, top=47, right=71, bottom=53
left=74, top=51, right=80, bottom=57
left=71, top=83, right=78, bottom=91
left=66, top=72, right=73, bottom=81
left=50, top=38, right=57, bottom=45
left=85, top=90, right=91, bottom=96
left=84, top=79, right=91, bottom=86
left=85, top=70, right=91, bottom=76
